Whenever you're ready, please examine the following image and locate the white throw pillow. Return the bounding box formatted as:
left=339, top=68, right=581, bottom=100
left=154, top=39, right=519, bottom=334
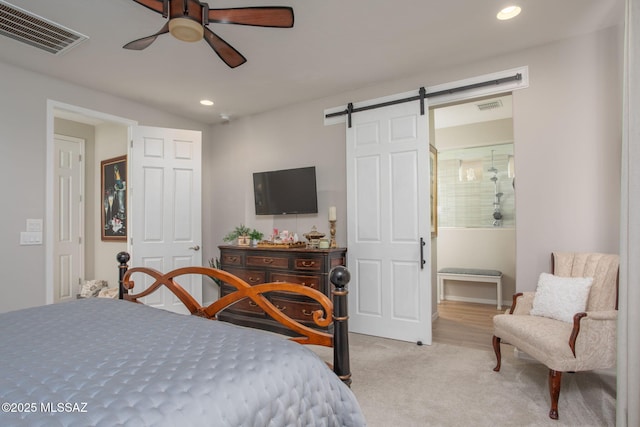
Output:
left=530, top=273, right=593, bottom=323
left=80, top=279, right=108, bottom=298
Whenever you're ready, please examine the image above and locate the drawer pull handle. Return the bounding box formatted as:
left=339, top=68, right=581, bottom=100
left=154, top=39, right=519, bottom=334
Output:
left=302, top=309, right=314, bottom=316
left=263, top=258, right=274, bottom=264
left=248, top=277, right=261, bottom=283
left=249, top=301, right=286, bottom=312
left=227, top=256, right=238, bottom=262
left=274, top=279, right=312, bottom=287
left=300, top=261, right=315, bottom=267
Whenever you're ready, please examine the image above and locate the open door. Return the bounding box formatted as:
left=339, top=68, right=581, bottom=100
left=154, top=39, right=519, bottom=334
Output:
left=53, top=134, right=85, bottom=303
left=129, top=125, right=202, bottom=314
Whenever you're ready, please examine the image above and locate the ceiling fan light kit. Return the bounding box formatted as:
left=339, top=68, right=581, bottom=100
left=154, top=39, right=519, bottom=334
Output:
left=169, top=17, right=203, bottom=42
left=125, top=0, right=294, bottom=68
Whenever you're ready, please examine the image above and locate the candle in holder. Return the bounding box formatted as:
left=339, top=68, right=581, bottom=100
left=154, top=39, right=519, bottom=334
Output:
left=328, top=206, right=337, bottom=248
left=329, top=206, right=337, bottom=221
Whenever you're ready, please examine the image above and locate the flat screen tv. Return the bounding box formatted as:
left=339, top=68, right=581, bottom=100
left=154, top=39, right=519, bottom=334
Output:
left=253, top=166, right=318, bottom=215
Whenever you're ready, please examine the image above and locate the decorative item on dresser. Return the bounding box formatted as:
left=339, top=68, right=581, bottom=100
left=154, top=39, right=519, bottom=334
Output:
left=329, top=205, right=337, bottom=248
left=222, top=224, right=252, bottom=246
left=218, top=245, right=347, bottom=335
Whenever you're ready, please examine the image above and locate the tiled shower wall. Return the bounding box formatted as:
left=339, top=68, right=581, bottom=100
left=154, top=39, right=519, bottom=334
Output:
left=437, top=143, right=515, bottom=228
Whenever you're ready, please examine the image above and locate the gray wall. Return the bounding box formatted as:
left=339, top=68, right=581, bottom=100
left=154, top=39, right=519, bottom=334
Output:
left=0, top=61, right=210, bottom=313
left=513, top=28, right=622, bottom=285
left=207, top=25, right=622, bottom=303
left=0, top=25, right=622, bottom=313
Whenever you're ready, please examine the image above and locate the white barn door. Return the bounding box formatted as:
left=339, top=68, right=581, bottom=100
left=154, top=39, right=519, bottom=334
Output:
left=346, top=100, right=431, bottom=344
left=130, top=126, right=202, bottom=314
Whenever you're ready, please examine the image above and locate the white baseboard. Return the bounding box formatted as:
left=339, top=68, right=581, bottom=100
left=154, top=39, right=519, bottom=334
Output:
left=441, top=295, right=507, bottom=307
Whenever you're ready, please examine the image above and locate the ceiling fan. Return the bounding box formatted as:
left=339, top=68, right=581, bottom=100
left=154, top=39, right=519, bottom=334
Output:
left=124, top=0, right=294, bottom=68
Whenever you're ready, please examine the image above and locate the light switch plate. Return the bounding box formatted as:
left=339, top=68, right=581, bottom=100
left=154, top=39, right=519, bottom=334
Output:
left=20, top=231, right=42, bottom=245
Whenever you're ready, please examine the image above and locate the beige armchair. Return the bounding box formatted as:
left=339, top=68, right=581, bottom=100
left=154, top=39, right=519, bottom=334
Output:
left=492, top=252, right=619, bottom=420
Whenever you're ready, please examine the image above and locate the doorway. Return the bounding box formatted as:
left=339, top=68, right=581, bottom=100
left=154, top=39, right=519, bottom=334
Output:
left=431, top=94, right=516, bottom=316
left=323, top=66, right=528, bottom=341
left=46, top=102, right=136, bottom=304
left=47, top=102, right=204, bottom=311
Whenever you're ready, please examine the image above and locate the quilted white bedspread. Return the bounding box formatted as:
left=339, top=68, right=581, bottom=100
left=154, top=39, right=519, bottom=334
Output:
left=0, top=298, right=366, bottom=426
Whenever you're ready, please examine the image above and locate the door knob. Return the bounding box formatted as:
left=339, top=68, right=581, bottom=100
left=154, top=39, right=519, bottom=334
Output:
left=189, top=245, right=200, bottom=251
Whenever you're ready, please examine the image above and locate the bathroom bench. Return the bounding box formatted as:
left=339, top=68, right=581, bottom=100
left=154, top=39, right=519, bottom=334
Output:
left=437, top=268, right=503, bottom=310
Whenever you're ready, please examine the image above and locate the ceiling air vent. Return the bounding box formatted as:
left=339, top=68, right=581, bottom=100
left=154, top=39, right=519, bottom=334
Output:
left=0, top=0, right=88, bottom=55
left=476, top=100, right=503, bottom=111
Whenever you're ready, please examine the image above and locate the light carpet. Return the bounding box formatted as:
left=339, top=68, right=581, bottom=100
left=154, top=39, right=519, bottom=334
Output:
left=314, top=333, right=616, bottom=427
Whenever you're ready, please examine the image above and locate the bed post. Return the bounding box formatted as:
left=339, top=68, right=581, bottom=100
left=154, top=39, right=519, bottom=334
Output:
left=330, top=266, right=352, bottom=386
left=117, top=251, right=130, bottom=300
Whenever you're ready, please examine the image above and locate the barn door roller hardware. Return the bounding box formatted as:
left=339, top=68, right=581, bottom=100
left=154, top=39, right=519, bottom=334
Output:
left=327, top=73, right=522, bottom=128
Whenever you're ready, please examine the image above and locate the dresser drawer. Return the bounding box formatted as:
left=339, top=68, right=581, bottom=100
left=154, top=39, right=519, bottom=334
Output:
left=223, top=292, right=316, bottom=321
left=219, top=285, right=266, bottom=316
left=269, top=295, right=326, bottom=324
left=293, top=256, right=324, bottom=272
left=225, top=268, right=265, bottom=285
left=221, top=252, right=244, bottom=267
left=270, top=272, right=321, bottom=291
left=246, top=255, right=289, bottom=269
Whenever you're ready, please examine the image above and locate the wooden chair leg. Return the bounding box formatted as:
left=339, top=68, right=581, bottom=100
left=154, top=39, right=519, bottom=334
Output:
left=492, top=335, right=502, bottom=372
left=548, top=369, right=562, bottom=420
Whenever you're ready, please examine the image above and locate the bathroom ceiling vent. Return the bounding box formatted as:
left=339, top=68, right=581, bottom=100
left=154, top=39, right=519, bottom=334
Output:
left=0, top=0, right=88, bottom=55
left=476, top=100, right=503, bottom=111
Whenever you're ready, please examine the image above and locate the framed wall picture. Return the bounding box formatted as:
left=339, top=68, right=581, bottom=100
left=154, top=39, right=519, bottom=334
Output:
left=430, top=145, right=438, bottom=237
left=101, top=155, right=127, bottom=241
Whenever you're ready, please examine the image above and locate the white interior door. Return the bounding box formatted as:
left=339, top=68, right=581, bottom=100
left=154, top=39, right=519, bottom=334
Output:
left=53, top=134, right=84, bottom=303
left=130, top=126, right=202, bottom=314
left=346, top=100, right=432, bottom=344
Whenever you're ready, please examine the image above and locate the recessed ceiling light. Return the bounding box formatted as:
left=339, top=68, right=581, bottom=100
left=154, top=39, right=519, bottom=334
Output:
left=497, top=6, right=521, bottom=20
left=200, top=99, right=214, bottom=106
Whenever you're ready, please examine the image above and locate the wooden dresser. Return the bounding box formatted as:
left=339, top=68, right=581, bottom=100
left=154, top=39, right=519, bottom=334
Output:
left=217, top=245, right=347, bottom=335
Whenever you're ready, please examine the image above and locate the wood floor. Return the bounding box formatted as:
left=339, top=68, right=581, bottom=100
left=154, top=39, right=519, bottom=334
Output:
left=433, top=300, right=508, bottom=351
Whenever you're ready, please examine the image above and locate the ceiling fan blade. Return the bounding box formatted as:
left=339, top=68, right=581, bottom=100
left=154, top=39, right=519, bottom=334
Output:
left=208, top=7, right=294, bottom=28
left=123, top=22, right=170, bottom=50
left=132, top=0, right=167, bottom=16
left=203, top=27, right=247, bottom=68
